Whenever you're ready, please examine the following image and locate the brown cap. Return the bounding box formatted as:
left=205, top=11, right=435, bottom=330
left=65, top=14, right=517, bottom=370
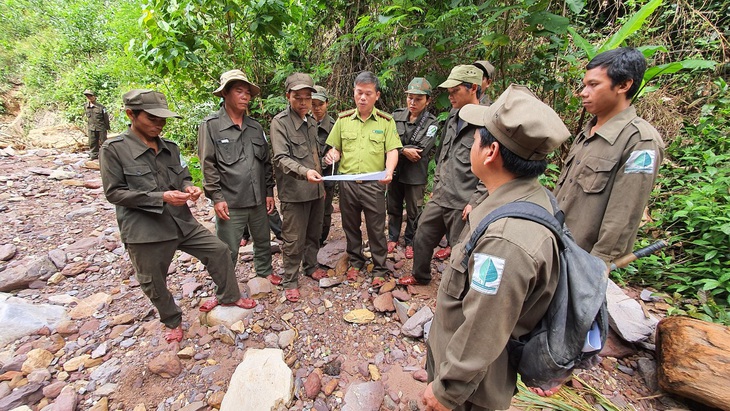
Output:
left=213, top=69, right=261, bottom=98
left=285, top=73, right=316, bottom=93
left=473, top=60, right=495, bottom=79
left=459, top=84, right=569, bottom=160
left=83, top=89, right=95, bottom=96
left=405, top=77, right=432, bottom=96
left=312, top=85, right=329, bottom=101
left=123, top=89, right=181, bottom=118
left=438, top=65, right=483, bottom=88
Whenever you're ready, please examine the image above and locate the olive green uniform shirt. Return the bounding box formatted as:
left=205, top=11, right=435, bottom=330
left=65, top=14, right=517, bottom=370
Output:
left=198, top=107, right=275, bottom=207
left=271, top=106, right=324, bottom=202
left=392, top=108, right=439, bottom=185
left=85, top=102, right=110, bottom=132
left=428, top=177, right=559, bottom=410
left=554, top=106, right=664, bottom=261
left=325, top=107, right=402, bottom=174
left=431, top=109, right=486, bottom=209
left=100, top=128, right=199, bottom=244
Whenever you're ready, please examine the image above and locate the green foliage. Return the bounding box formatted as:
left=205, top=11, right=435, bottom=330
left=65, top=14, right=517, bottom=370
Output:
left=630, top=78, right=730, bottom=324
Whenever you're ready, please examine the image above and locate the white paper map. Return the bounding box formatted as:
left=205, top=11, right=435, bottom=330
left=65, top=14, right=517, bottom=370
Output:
left=321, top=170, right=387, bottom=181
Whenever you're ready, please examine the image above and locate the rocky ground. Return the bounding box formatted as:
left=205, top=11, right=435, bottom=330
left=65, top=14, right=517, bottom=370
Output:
left=0, top=123, right=694, bottom=410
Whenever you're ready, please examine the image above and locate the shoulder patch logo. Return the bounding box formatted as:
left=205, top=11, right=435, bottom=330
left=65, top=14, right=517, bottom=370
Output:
left=426, top=125, right=438, bottom=137
left=624, top=149, right=656, bottom=174
left=471, top=253, right=504, bottom=295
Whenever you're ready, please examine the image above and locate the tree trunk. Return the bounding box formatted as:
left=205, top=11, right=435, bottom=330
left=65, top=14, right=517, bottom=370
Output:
left=656, top=316, right=730, bottom=411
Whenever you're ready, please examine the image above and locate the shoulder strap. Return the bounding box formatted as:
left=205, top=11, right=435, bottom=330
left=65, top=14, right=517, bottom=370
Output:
left=408, top=111, right=432, bottom=146
left=461, top=193, right=564, bottom=271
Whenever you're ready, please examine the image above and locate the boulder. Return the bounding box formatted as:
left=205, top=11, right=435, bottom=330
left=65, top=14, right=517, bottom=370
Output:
left=0, top=257, right=58, bottom=291
left=657, top=316, right=730, bottom=410
left=200, top=305, right=253, bottom=329
left=317, top=238, right=347, bottom=268
left=220, top=348, right=292, bottom=411
left=401, top=306, right=433, bottom=338
left=0, top=295, right=68, bottom=347
left=606, top=280, right=658, bottom=343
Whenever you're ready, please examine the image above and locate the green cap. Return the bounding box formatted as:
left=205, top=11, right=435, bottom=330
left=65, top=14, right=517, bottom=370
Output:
left=438, top=65, right=482, bottom=89
left=458, top=84, right=569, bottom=160
left=213, top=69, right=261, bottom=98
left=405, top=77, right=432, bottom=96
left=83, top=89, right=95, bottom=96
left=285, top=72, right=316, bottom=93
left=312, top=85, right=329, bottom=102
left=123, top=89, right=181, bottom=118
left=473, top=60, right=496, bottom=79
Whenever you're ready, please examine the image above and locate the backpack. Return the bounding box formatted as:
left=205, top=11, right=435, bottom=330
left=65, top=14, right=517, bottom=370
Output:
left=460, top=191, right=609, bottom=390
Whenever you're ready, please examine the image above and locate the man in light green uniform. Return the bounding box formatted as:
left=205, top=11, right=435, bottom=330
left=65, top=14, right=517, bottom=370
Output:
left=324, top=71, right=402, bottom=283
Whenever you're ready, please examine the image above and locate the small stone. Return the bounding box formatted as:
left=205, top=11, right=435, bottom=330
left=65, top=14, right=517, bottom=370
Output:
left=368, top=364, right=381, bottom=381
left=323, top=378, right=338, bottom=396
left=0, top=244, right=17, bottom=261
left=91, top=342, right=108, bottom=359
left=304, top=370, right=322, bottom=399
left=207, top=391, right=224, bottom=408
left=230, top=320, right=246, bottom=333
left=111, top=313, right=135, bottom=325
left=63, top=354, right=91, bottom=372
left=46, top=272, right=66, bottom=285
left=278, top=329, right=296, bottom=348
left=177, top=346, right=194, bottom=359
left=412, top=369, right=428, bottom=382
left=43, top=381, right=67, bottom=399
left=21, top=349, right=54, bottom=374
left=89, top=397, right=109, bottom=411
left=373, top=292, right=395, bottom=312
left=148, top=352, right=182, bottom=378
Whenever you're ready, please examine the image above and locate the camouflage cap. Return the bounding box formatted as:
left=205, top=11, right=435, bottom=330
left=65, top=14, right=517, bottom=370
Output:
left=405, top=77, right=432, bottom=96
left=458, top=84, right=569, bottom=161
left=312, top=85, right=329, bottom=102
left=123, top=89, right=181, bottom=119
left=285, top=72, right=316, bottom=93
left=213, top=69, right=261, bottom=98
left=438, top=65, right=483, bottom=89
left=83, top=89, right=95, bottom=96
left=473, top=60, right=496, bottom=79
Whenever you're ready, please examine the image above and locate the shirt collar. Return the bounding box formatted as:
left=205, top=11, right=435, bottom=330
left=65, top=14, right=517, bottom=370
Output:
left=288, top=106, right=307, bottom=130
left=217, top=106, right=248, bottom=132
left=353, top=107, right=379, bottom=123
left=585, top=106, right=638, bottom=145
left=125, top=128, right=170, bottom=159
left=468, top=177, right=547, bottom=228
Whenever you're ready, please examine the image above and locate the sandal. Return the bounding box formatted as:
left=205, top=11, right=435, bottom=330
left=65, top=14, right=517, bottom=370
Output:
left=285, top=288, right=300, bottom=303
left=397, top=275, right=428, bottom=286
left=311, top=268, right=328, bottom=280
left=222, top=298, right=257, bottom=309
left=371, top=277, right=386, bottom=288
left=199, top=298, right=220, bottom=312
left=346, top=267, right=360, bottom=281
left=267, top=274, right=283, bottom=285
left=405, top=246, right=414, bottom=259
left=434, top=246, right=451, bottom=260
left=387, top=241, right=397, bottom=253
left=163, top=325, right=183, bottom=343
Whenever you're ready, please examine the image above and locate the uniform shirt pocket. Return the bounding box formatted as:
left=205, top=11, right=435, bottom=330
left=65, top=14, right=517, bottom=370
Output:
left=290, top=134, right=310, bottom=160
left=368, top=132, right=385, bottom=155
left=123, top=165, right=156, bottom=192
left=341, top=131, right=358, bottom=154
left=215, top=138, right=243, bottom=165
left=440, top=245, right=470, bottom=300
left=455, top=134, right=474, bottom=165
left=167, top=164, right=185, bottom=188
left=252, top=138, right=268, bottom=161
left=576, top=156, right=618, bottom=193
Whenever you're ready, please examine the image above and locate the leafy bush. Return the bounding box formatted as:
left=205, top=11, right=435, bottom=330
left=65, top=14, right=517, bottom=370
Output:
left=630, top=78, right=730, bottom=324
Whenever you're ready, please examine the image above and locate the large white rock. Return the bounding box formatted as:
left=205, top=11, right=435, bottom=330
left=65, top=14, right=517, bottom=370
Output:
left=200, top=305, right=254, bottom=328
left=220, top=348, right=292, bottom=411
left=606, top=280, right=659, bottom=343
left=0, top=294, right=68, bottom=347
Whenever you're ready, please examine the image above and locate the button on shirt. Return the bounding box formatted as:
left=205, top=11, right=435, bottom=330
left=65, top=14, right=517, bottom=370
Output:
left=100, top=129, right=199, bottom=244
left=198, top=107, right=275, bottom=208
left=325, top=108, right=402, bottom=174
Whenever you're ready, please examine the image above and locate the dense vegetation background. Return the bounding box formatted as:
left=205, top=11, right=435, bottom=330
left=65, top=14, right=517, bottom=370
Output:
left=1, top=0, right=728, bottom=323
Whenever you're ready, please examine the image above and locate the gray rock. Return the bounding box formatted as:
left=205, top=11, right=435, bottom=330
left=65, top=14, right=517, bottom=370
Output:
left=94, top=383, right=118, bottom=397
left=317, top=238, right=347, bottom=268
left=0, top=383, right=44, bottom=410
left=401, top=306, right=433, bottom=338
left=342, top=381, right=384, bottom=411
left=637, top=358, right=658, bottom=392
left=220, top=348, right=292, bottom=411
left=49, top=169, right=76, bottom=180
left=47, top=249, right=67, bottom=270
left=248, top=277, right=272, bottom=298
left=65, top=237, right=101, bottom=254
left=179, top=402, right=207, bottom=411
left=0, top=256, right=58, bottom=291
left=0, top=295, right=68, bottom=347
left=606, top=280, right=658, bottom=343
left=0, top=382, right=10, bottom=398
left=423, top=319, right=432, bottom=341
left=278, top=329, right=296, bottom=348
left=640, top=289, right=663, bottom=302
left=393, top=298, right=409, bottom=324
left=91, top=342, right=108, bottom=359
left=0, top=244, right=17, bottom=261
left=264, top=332, right=279, bottom=348
left=319, top=276, right=344, bottom=288
left=89, top=357, right=121, bottom=385
left=65, top=206, right=97, bottom=220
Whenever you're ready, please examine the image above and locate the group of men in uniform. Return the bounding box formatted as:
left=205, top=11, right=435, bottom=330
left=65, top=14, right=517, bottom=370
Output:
left=97, top=47, right=663, bottom=410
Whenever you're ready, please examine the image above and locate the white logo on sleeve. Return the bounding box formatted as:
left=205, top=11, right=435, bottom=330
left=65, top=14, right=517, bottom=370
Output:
left=623, top=150, right=656, bottom=174
left=470, top=253, right=504, bottom=295
left=426, top=125, right=438, bottom=137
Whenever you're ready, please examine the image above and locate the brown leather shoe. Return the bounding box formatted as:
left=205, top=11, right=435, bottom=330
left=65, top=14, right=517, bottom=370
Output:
left=267, top=274, right=283, bottom=285
left=405, top=245, right=414, bottom=259
left=433, top=246, right=451, bottom=260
